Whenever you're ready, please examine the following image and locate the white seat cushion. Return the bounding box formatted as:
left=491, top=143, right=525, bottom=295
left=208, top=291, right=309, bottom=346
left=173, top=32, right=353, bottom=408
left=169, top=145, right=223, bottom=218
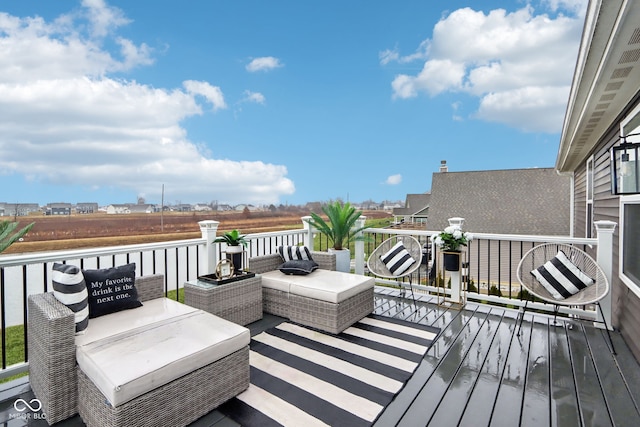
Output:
left=75, top=298, right=198, bottom=347
left=289, top=270, right=374, bottom=303
left=261, top=271, right=293, bottom=292
left=263, top=270, right=373, bottom=304
left=76, top=309, right=249, bottom=407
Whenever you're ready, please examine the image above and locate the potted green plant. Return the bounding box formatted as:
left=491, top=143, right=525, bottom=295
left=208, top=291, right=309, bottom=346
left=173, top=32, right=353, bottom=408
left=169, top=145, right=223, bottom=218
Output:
left=1, top=220, right=34, bottom=253
left=305, top=201, right=369, bottom=272
left=213, top=229, right=248, bottom=273
left=433, top=226, right=473, bottom=271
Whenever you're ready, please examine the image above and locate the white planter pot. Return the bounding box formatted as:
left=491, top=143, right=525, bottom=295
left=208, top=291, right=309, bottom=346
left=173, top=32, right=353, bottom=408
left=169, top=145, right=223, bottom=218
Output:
left=329, top=248, right=351, bottom=273
left=225, top=245, right=244, bottom=254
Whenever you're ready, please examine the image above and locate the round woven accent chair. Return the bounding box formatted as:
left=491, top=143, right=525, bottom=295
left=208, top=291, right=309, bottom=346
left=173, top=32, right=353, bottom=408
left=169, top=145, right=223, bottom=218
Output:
left=516, top=243, right=615, bottom=354
left=367, top=236, right=423, bottom=304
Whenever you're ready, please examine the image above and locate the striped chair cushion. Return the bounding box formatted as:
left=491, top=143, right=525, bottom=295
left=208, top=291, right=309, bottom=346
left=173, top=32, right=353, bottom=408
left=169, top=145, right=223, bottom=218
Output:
left=380, top=241, right=416, bottom=276
left=278, top=245, right=313, bottom=262
left=531, top=250, right=595, bottom=300
left=52, top=263, right=89, bottom=333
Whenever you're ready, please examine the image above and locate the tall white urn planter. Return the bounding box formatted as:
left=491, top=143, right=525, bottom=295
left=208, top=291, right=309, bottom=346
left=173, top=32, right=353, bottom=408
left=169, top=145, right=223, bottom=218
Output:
left=329, top=248, right=351, bottom=273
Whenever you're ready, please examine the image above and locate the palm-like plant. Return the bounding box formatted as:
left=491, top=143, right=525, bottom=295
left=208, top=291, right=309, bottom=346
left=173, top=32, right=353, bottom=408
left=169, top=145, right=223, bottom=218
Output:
left=0, top=220, right=35, bottom=253
left=306, top=201, right=368, bottom=250
left=213, top=229, right=248, bottom=247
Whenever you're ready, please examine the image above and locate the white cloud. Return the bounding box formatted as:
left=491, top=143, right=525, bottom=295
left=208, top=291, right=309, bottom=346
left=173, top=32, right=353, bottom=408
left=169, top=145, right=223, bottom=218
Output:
left=385, top=174, right=402, bottom=185
left=81, top=0, right=130, bottom=38
left=392, top=59, right=465, bottom=98
left=246, top=56, right=283, bottom=72
left=0, top=3, right=294, bottom=205
left=242, top=90, right=266, bottom=105
left=384, top=3, right=586, bottom=133
left=184, top=80, right=227, bottom=111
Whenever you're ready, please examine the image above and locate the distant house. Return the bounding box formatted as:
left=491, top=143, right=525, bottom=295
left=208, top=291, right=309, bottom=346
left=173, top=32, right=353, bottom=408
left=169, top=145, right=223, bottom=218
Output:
left=46, top=203, right=72, bottom=216
left=76, top=203, right=99, bottom=214
left=128, top=204, right=157, bottom=214
left=0, top=203, right=40, bottom=217
left=193, top=204, right=212, bottom=212
left=106, top=204, right=131, bottom=214
left=216, top=204, right=233, bottom=212
left=393, top=193, right=430, bottom=225
left=427, top=167, right=571, bottom=235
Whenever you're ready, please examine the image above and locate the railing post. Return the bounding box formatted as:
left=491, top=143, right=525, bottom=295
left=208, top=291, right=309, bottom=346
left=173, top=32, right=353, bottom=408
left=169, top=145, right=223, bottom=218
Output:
left=354, top=216, right=366, bottom=275
left=595, top=220, right=616, bottom=330
left=199, top=220, right=220, bottom=275
left=301, top=216, right=314, bottom=248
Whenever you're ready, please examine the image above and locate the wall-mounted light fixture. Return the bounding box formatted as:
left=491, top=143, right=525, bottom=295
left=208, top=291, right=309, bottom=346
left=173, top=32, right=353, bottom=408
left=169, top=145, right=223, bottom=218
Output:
left=611, top=134, right=640, bottom=195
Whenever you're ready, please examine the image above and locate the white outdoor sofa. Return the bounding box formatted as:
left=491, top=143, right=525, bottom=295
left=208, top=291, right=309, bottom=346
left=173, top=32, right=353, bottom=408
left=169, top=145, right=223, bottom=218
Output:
left=27, top=274, right=250, bottom=427
left=248, top=251, right=374, bottom=334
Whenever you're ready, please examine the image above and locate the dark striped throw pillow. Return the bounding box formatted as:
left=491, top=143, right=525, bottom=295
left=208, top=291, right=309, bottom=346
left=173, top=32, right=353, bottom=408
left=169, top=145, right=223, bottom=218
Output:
left=278, top=245, right=314, bottom=262
left=52, top=263, right=89, bottom=333
left=531, top=250, right=595, bottom=300
left=380, top=241, right=416, bottom=276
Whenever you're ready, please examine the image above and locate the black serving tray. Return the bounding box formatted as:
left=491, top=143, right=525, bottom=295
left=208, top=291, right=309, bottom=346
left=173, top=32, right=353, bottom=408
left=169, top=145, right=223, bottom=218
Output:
left=197, top=271, right=256, bottom=286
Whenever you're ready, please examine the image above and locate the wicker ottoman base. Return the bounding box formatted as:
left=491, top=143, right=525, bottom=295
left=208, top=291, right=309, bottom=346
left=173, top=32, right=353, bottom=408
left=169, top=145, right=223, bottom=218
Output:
left=78, top=346, right=249, bottom=427
left=263, top=287, right=290, bottom=318
left=184, top=276, right=262, bottom=326
left=289, top=288, right=374, bottom=334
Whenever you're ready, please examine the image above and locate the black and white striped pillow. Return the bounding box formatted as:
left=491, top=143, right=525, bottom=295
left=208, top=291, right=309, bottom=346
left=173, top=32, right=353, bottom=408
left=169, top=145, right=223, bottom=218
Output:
left=380, top=241, right=416, bottom=276
left=531, top=250, right=595, bottom=300
left=52, top=263, right=89, bottom=333
left=278, top=245, right=313, bottom=262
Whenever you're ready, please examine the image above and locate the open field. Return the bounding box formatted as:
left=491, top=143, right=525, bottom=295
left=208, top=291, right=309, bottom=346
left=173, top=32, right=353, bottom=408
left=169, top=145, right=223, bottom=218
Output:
left=4, top=209, right=393, bottom=253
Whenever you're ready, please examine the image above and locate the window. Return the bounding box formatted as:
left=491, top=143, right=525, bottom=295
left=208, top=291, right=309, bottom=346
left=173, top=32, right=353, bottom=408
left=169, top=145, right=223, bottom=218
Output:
left=586, top=156, right=594, bottom=238
left=620, top=195, right=640, bottom=296
left=619, top=106, right=640, bottom=296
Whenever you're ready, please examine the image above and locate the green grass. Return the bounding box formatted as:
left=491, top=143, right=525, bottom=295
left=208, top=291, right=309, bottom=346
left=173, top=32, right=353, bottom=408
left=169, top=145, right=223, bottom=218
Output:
left=0, top=324, right=27, bottom=383
left=166, top=288, right=185, bottom=303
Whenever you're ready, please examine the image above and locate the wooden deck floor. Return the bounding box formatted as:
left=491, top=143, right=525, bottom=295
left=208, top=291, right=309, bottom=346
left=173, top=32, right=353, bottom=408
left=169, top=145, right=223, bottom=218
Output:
left=2, top=287, right=640, bottom=426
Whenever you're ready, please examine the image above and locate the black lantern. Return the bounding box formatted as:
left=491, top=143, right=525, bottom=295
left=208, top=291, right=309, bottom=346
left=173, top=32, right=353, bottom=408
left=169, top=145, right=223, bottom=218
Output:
left=611, top=137, right=640, bottom=195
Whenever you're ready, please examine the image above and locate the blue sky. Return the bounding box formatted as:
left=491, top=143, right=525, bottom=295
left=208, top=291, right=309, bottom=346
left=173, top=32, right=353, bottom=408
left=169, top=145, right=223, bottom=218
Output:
left=0, top=0, right=587, bottom=207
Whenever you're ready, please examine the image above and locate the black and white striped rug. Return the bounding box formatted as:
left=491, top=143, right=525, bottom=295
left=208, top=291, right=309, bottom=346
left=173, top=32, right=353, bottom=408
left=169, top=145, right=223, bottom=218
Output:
left=220, top=315, right=440, bottom=426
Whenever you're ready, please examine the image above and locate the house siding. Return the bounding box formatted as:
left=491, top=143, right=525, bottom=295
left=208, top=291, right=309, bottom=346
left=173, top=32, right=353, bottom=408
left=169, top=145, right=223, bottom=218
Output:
left=585, top=101, right=640, bottom=360
left=574, top=168, right=587, bottom=237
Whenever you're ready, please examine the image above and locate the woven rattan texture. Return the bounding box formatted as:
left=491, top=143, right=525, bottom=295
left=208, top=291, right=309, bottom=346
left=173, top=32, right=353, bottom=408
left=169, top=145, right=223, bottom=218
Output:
left=27, top=274, right=166, bottom=424
left=248, top=251, right=336, bottom=273
left=184, top=276, right=262, bottom=325
left=289, top=287, right=374, bottom=334
left=27, top=292, right=78, bottom=424
left=78, top=346, right=249, bottom=427
left=262, top=287, right=290, bottom=318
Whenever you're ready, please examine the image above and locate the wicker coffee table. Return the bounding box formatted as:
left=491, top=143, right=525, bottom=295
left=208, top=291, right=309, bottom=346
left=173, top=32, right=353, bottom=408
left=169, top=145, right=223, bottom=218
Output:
left=184, top=274, right=262, bottom=326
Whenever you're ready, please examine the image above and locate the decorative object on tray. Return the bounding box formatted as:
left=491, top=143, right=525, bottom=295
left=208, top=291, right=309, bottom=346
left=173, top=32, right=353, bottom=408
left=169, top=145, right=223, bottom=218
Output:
left=433, top=225, right=473, bottom=272
left=304, top=201, right=369, bottom=272
left=198, top=271, right=256, bottom=286
left=216, top=258, right=234, bottom=280
left=214, top=229, right=248, bottom=274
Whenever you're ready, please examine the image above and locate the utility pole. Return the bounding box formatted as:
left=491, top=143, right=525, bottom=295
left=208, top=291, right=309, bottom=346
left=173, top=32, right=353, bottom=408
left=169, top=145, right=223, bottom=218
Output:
left=161, top=184, right=165, bottom=233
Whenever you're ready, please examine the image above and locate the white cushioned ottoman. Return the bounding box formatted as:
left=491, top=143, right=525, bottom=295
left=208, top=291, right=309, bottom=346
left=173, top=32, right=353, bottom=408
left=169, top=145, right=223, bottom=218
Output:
left=76, top=300, right=249, bottom=407
left=261, top=269, right=374, bottom=334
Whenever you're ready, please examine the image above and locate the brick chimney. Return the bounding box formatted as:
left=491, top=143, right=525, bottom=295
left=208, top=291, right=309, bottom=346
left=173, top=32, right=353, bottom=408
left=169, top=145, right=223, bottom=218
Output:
left=439, top=160, right=448, bottom=173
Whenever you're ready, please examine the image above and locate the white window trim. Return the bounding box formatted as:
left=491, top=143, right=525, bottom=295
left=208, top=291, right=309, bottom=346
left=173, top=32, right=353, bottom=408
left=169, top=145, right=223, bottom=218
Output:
left=619, top=194, right=640, bottom=299
left=586, top=156, right=594, bottom=238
